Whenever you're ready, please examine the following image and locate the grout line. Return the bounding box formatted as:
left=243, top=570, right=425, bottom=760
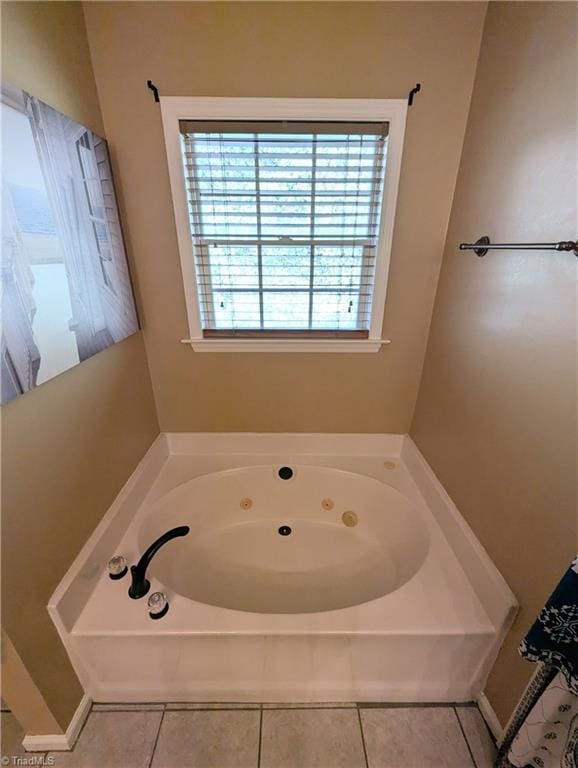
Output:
left=453, top=706, right=477, bottom=768
left=147, top=705, right=166, bottom=768
left=162, top=706, right=261, bottom=712
left=93, top=701, right=169, bottom=706
left=93, top=706, right=165, bottom=712
left=93, top=703, right=360, bottom=713
left=357, top=701, right=476, bottom=709
left=261, top=705, right=355, bottom=711
left=91, top=701, right=476, bottom=712
left=93, top=701, right=472, bottom=712
left=356, top=706, right=370, bottom=768
left=257, top=706, right=263, bottom=768
left=87, top=700, right=478, bottom=710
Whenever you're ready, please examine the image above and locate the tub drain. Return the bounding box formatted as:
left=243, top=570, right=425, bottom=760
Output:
left=278, top=525, right=292, bottom=536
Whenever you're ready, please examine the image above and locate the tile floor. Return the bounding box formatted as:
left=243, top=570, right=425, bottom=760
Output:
left=1, top=702, right=496, bottom=768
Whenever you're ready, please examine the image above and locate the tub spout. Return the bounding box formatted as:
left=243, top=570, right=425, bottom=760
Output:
left=128, top=526, right=190, bottom=599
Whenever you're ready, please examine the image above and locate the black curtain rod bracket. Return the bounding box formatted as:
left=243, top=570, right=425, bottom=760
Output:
left=460, top=235, right=578, bottom=258
left=147, top=80, right=160, bottom=103
left=408, top=83, right=421, bottom=106
left=148, top=79, right=421, bottom=108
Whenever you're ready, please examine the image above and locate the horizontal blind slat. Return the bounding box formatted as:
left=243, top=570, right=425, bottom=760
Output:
left=193, top=240, right=376, bottom=247
left=180, top=119, right=388, bottom=136
left=181, top=123, right=387, bottom=332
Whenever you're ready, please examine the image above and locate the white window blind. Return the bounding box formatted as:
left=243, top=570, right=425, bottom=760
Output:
left=179, top=120, right=389, bottom=337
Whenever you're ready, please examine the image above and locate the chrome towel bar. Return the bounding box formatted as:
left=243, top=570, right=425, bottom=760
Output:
left=459, top=236, right=578, bottom=257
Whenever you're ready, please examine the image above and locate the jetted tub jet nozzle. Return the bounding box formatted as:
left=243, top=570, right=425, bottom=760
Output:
left=128, top=526, right=190, bottom=599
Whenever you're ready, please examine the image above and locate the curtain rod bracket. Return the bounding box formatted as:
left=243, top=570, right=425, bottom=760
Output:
left=147, top=80, right=160, bottom=103
left=465, top=235, right=490, bottom=257
left=459, top=236, right=578, bottom=257
left=408, top=83, right=421, bottom=106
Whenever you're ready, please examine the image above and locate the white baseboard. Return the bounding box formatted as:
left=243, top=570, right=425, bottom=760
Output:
left=23, top=694, right=91, bottom=752
left=477, top=692, right=504, bottom=744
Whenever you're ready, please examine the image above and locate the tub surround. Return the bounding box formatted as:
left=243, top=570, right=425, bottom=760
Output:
left=48, top=433, right=516, bottom=706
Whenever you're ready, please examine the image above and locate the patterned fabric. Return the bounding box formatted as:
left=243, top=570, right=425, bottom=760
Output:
left=497, top=665, right=559, bottom=766
left=500, top=671, right=577, bottom=768
left=520, top=557, right=578, bottom=695
left=496, top=557, right=578, bottom=768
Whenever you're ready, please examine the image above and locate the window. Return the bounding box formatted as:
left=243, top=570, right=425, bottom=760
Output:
left=161, top=99, right=407, bottom=352
left=76, top=131, right=117, bottom=293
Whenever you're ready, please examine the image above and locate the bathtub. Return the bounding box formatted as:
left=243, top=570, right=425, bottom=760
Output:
left=49, top=433, right=517, bottom=703
left=140, top=465, right=430, bottom=614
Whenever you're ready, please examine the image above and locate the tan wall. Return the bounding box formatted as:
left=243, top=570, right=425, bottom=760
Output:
left=1, top=2, right=160, bottom=731
left=1, top=630, right=62, bottom=736
left=411, top=2, right=577, bottom=725
left=83, top=1, right=487, bottom=433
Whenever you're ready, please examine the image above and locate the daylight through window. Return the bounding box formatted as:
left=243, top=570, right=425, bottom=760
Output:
left=179, top=120, right=389, bottom=337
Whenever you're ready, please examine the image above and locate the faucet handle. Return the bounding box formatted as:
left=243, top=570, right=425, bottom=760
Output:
left=148, top=591, right=169, bottom=620
left=107, top=555, right=128, bottom=580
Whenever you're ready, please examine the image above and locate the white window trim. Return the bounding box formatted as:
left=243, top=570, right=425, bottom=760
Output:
left=160, top=97, right=407, bottom=353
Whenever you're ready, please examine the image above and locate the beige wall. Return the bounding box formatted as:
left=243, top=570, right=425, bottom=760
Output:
left=4, top=0, right=572, bottom=734
left=411, top=2, right=577, bottom=725
left=83, top=1, right=487, bottom=433
left=1, top=630, right=62, bottom=736
left=1, top=2, right=159, bottom=730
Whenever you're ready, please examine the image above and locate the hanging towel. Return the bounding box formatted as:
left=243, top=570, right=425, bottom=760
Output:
left=520, top=556, right=578, bottom=695
left=503, top=671, right=577, bottom=768
left=497, top=556, right=578, bottom=768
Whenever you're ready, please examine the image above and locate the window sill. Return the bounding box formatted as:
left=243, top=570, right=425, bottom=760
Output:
left=180, top=338, right=391, bottom=353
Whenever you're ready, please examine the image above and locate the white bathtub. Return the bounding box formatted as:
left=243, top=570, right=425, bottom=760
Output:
left=49, top=433, right=517, bottom=703
left=140, top=465, right=430, bottom=613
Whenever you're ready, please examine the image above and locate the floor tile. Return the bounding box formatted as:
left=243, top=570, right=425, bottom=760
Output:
left=165, top=702, right=260, bottom=710
left=456, top=707, right=496, bottom=768
left=262, top=702, right=355, bottom=709
left=1, top=712, right=29, bottom=763
left=151, top=710, right=260, bottom=767
left=260, top=708, right=366, bottom=768
left=48, top=711, right=162, bottom=768
left=361, top=707, right=475, bottom=768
